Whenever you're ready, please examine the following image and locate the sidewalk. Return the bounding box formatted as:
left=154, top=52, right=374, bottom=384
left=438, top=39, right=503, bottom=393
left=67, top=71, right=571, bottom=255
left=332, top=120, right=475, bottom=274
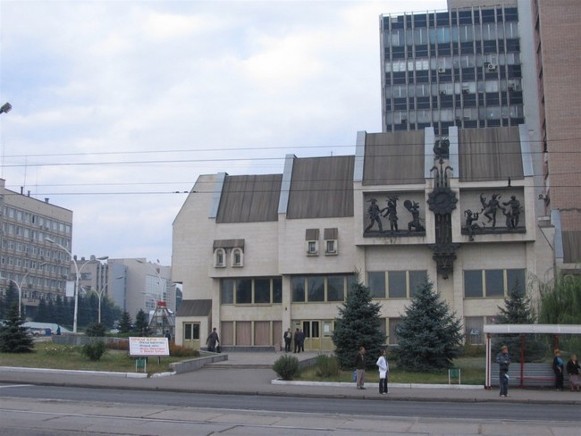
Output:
left=1, top=351, right=580, bottom=405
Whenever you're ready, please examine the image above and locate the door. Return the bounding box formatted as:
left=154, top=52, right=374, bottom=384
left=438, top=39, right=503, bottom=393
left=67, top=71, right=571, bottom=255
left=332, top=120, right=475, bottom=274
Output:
left=302, top=320, right=321, bottom=351
left=182, top=322, right=200, bottom=349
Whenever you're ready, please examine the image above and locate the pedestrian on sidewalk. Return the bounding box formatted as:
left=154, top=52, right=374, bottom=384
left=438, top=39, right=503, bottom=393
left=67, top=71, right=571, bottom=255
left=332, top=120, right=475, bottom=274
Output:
left=553, top=349, right=565, bottom=391
left=566, top=354, right=581, bottom=391
left=283, top=328, right=292, bottom=352
left=298, top=329, right=305, bottom=352
left=206, top=327, right=220, bottom=353
left=355, top=345, right=366, bottom=390
left=495, top=345, right=511, bottom=397
left=376, top=349, right=389, bottom=394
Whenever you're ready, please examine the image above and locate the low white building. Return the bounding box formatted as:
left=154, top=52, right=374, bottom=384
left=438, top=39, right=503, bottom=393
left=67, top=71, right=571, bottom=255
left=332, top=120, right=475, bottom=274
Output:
left=172, top=127, right=555, bottom=351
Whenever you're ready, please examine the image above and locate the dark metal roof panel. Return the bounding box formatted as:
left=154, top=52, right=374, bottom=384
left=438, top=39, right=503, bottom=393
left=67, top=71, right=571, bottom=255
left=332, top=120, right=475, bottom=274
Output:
left=363, top=131, right=425, bottom=185
left=286, top=156, right=354, bottom=219
left=176, top=299, right=212, bottom=317
left=216, top=174, right=282, bottom=223
left=459, top=127, right=524, bottom=182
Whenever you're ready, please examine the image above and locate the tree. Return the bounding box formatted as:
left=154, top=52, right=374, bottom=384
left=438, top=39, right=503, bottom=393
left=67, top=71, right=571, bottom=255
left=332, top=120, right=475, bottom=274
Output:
left=332, top=280, right=384, bottom=369
left=539, top=275, right=581, bottom=324
left=0, top=304, right=34, bottom=353
left=134, top=309, right=150, bottom=337
left=494, top=284, right=545, bottom=362
left=0, top=282, right=19, bottom=319
left=118, top=311, right=133, bottom=334
left=393, top=281, right=463, bottom=372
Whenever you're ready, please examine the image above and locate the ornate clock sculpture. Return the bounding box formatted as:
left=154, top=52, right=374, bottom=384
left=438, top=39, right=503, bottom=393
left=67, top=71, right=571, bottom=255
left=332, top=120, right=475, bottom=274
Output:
left=427, top=158, right=459, bottom=279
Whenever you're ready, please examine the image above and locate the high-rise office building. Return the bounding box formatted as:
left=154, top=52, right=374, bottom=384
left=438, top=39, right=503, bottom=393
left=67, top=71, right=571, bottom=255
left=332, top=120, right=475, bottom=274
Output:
left=380, top=2, right=524, bottom=136
left=0, top=180, right=73, bottom=318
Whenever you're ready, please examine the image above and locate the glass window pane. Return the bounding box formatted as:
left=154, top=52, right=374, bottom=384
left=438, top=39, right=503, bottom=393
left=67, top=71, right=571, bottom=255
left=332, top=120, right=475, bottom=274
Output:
left=368, top=271, right=386, bottom=298
left=464, top=270, right=483, bottom=297
left=221, top=279, right=234, bottom=304
left=409, top=271, right=428, bottom=297
left=485, top=270, right=504, bottom=297
left=193, top=323, right=200, bottom=340
left=291, top=276, right=305, bottom=302
left=327, top=275, right=345, bottom=302
left=254, top=278, right=271, bottom=304
left=273, top=277, right=282, bottom=303
left=184, top=323, right=192, bottom=340
left=307, top=276, right=325, bottom=302
left=388, top=271, right=406, bottom=298
left=236, top=278, right=252, bottom=304
left=507, top=269, right=525, bottom=295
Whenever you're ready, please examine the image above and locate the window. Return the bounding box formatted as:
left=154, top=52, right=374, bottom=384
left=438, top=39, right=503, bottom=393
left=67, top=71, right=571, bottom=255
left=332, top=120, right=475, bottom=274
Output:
left=231, top=248, right=243, bottom=267
left=465, top=317, right=484, bottom=345
left=367, top=270, right=428, bottom=299
left=214, top=248, right=226, bottom=268
left=183, top=323, right=200, bottom=341
left=464, top=269, right=526, bottom=298
left=291, top=274, right=353, bottom=303
left=221, top=277, right=282, bottom=305
left=389, top=318, right=401, bottom=345
left=305, top=228, right=319, bottom=256
left=254, top=278, right=271, bottom=304
left=324, top=228, right=338, bottom=255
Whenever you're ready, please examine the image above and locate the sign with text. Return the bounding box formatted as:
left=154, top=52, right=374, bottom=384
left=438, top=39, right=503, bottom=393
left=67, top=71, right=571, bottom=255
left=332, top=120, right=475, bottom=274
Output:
left=129, top=337, right=169, bottom=356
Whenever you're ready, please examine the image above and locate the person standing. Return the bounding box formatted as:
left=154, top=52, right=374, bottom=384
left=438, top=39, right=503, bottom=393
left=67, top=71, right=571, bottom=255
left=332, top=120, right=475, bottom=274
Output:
left=206, top=327, right=219, bottom=353
left=376, top=349, right=389, bottom=394
left=298, top=329, right=305, bottom=352
left=283, top=328, right=292, bottom=352
left=293, top=328, right=300, bottom=353
left=355, top=346, right=366, bottom=390
left=495, top=345, right=511, bottom=397
left=553, top=349, right=565, bottom=391
left=566, top=354, right=581, bottom=391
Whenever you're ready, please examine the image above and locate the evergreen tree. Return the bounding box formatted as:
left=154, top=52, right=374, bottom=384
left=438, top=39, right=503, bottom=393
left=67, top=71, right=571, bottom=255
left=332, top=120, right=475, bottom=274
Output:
left=394, top=281, right=463, bottom=371
left=0, top=304, right=34, bottom=353
left=495, top=284, right=545, bottom=362
left=134, top=309, right=150, bottom=336
left=35, top=299, right=50, bottom=322
left=332, top=280, right=384, bottom=369
left=118, top=311, right=133, bottom=334
left=1, top=282, right=19, bottom=319
left=101, top=298, right=122, bottom=329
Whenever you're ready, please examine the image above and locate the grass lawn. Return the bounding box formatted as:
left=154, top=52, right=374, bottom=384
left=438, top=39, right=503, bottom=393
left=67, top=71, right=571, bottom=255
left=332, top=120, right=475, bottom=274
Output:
left=0, top=341, right=193, bottom=375
left=298, top=357, right=486, bottom=385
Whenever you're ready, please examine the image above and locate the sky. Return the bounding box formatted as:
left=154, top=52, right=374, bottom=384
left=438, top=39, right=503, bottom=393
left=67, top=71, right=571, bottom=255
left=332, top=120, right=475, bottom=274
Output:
left=0, top=0, right=446, bottom=266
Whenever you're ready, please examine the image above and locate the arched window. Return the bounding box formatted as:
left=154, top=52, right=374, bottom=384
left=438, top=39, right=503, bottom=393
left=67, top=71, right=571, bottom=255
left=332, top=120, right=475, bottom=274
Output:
left=214, top=248, right=226, bottom=268
left=232, top=248, right=244, bottom=267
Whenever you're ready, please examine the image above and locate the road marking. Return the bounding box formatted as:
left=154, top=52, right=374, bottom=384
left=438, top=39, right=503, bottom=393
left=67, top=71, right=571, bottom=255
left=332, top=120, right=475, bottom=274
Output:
left=0, top=384, right=32, bottom=389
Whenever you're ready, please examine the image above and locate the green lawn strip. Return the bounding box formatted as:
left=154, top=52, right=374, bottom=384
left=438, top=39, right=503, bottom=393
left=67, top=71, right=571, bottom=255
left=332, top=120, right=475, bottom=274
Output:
left=297, top=357, right=486, bottom=385
left=0, top=342, right=187, bottom=374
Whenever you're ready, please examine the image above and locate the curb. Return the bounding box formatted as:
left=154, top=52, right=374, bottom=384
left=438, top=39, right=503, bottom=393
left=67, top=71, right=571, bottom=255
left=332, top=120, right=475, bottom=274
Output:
left=0, top=366, right=148, bottom=379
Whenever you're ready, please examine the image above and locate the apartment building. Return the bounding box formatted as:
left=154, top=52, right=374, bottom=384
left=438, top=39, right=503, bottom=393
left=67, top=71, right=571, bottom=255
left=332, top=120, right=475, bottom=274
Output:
left=0, top=180, right=73, bottom=318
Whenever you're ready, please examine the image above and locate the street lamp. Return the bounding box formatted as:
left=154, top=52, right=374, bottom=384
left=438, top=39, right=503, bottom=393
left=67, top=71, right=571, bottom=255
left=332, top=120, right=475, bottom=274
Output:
left=0, top=102, right=11, bottom=114
left=87, top=276, right=123, bottom=324
left=46, top=238, right=106, bottom=333
left=1, top=263, right=46, bottom=319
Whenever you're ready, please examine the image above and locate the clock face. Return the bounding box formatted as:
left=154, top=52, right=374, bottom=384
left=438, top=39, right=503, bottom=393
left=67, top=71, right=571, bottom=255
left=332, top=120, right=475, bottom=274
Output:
left=428, top=188, right=457, bottom=214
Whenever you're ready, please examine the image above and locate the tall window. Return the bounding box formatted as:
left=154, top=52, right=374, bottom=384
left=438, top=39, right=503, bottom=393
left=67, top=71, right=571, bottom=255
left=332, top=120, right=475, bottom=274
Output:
left=221, top=277, right=282, bottom=305
left=291, top=274, right=354, bottom=303
left=464, top=269, right=526, bottom=298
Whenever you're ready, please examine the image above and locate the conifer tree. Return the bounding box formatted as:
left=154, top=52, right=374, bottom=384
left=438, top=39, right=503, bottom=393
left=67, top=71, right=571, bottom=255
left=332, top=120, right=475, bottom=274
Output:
left=495, top=284, right=544, bottom=361
left=332, top=280, right=384, bottom=369
left=0, top=304, right=34, bottom=353
left=118, top=311, right=133, bottom=334
left=394, top=281, right=463, bottom=371
left=134, top=309, right=150, bottom=336
left=0, top=282, right=19, bottom=319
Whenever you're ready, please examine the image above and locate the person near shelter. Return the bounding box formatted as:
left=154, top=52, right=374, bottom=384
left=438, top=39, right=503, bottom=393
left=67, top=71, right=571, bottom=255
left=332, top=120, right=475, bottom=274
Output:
left=355, top=345, right=366, bottom=390
left=206, top=327, right=219, bottom=352
left=283, top=328, right=292, bottom=352
left=495, top=345, right=511, bottom=397
left=376, top=349, right=389, bottom=394
left=566, top=354, right=581, bottom=392
left=553, top=349, right=565, bottom=391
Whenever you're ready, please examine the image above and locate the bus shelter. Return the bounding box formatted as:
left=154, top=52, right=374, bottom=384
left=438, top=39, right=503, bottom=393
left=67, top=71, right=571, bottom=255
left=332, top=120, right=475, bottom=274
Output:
left=484, top=324, right=581, bottom=389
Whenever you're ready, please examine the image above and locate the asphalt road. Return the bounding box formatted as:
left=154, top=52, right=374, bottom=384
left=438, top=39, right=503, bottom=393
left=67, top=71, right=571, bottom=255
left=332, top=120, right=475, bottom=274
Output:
left=2, top=383, right=581, bottom=435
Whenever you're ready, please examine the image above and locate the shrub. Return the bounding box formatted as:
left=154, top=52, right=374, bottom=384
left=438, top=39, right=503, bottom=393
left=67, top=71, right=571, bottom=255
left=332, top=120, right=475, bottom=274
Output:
left=315, top=354, right=340, bottom=378
left=82, top=341, right=106, bottom=361
left=169, top=343, right=199, bottom=357
left=273, top=354, right=300, bottom=380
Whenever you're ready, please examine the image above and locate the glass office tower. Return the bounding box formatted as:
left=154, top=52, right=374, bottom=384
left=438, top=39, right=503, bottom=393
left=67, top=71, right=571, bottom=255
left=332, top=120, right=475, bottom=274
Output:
left=380, top=6, right=524, bottom=136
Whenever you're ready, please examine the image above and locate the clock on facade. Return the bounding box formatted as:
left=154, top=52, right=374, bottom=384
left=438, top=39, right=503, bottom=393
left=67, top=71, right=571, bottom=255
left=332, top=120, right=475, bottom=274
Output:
left=427, top=187, right=458, bottom=215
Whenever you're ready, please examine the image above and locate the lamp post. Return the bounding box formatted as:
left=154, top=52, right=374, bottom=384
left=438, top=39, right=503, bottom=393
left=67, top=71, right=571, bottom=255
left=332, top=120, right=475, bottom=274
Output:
left=46, top=238, right=107, bottom=333
left=1, top=263, right=47, bottom=319
left=87, top=276, right=122, bottom=324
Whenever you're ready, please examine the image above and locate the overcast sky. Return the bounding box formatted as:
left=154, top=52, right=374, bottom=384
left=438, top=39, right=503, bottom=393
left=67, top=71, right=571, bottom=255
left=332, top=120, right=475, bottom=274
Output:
left=0, top=0, right=446, bottom=265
